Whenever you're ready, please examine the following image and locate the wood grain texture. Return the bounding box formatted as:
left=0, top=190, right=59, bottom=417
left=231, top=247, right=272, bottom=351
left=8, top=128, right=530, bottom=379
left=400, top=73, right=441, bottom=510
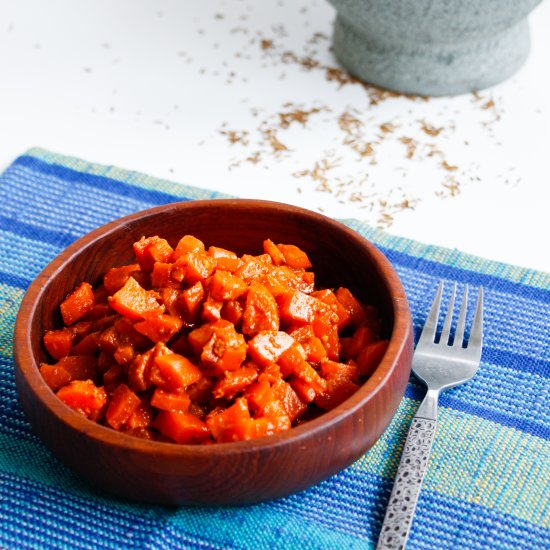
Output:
left=13, top=199, right=413, bottom=505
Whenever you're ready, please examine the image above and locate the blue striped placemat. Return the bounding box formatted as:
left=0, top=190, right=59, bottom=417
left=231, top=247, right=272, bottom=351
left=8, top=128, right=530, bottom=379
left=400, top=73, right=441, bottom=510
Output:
left=1, top=148, right=548, bottom=549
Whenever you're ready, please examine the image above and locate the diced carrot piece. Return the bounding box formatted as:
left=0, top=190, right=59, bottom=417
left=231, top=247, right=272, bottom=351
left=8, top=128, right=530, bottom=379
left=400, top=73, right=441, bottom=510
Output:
left=98, top=325, right=123, bottom=354
left=154, top=410, right=211, bottom=444
left=247, top=330, right=295, bottom=367
left=314, top=320, right=340, bottom=361
left=342, top=325, right=376, bottom=359
left=201, top=297, right=224, bottom=322
left=113, top=344, right=134, bottom=366
left=56, top=379, right=108, bottom=419
left=133, top=236, right=173, bottom=272
left=288, top=324, right=314, bottom=342
left=134, top=314, right=183, bottom=343
left=188, top=322, right=216, bottom=355
left=357, top=340, right=389, bottom=377
left=40, top=363, right=72, bottom=391
left=277, top=342, right=307, bottom=377
left=103, top=364, right=124, bottom=393
left=245, top=380, right=288, bottom=423
left=278, top=291, right=327, bottom=325
left=242, top=281, right=279, bottom=336
left=127, top=348, right=154, bottom=392
left=209, top=270, right=248, bottom=301
left=271, top=379, right=307, bottom=422
left=126, top=400, right=153, bottom=430
left=315, top=377, right=359, bottom=410
left=151, top=262, right=177, bottom=289
left=235, top=254, right=272, bottom=283
left=69, top=321, right=94, bottom=340
left=292, top=361, right=327, bottom=394
left=180, top=281, right=205, bottom=323
left=183, top=252, right=216, bottom=284
left=263, top=239, right=285, bottom=265
left=108, top=276, right=164, bottom=321
left=103, top=264, right=141, bottom=295
left=43, top=328, right=74, bottom=360
left=201, top=321, right=247, bottom=372
left=206, top=397, right=251, bottom=442
left=160, top=287, right=182, bottom=318
left=320, top=359, right=360, bottom=383
left=335, top=287, right=367, bottom=326
left=60, top=282, right=95, bottom=326
left=105, top=383, right=141, bottom=430
left=312, top=288, right=352, bottom=331
left=220, top=299, right=244, bottom=325
left=187, top=377, right=216, bottom=404
left=173, top=234, right=205, bottom=259
left=265, top=266, right=315, bottom=296
left=151, top=388, right=191, bottom=412
left=113, top=317, right=152, bottom=349
left=154, top=353, right=202, bottom=390
left=276, top=243, right=312, bottom=269
left=81, top=303, right=112, bottom=322
left=257, top=363, right=282, bottom=384
left=208, top=246, right=242, bottom=272
left=303, top=336, right=327, bottom=362
left=54, top=355, right=99, bottom=383
left=213, top=366, right=258, bottom=400
left=289, top=377, right=316, bottom=403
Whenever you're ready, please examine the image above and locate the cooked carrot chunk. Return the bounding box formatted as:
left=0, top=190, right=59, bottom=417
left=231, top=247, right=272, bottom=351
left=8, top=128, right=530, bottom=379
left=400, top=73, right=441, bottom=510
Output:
left=276, top=243, right=312, bottom=269
left=134, top=314, right=183, bottom=343
left=154, top=410, right=210, bottom=443
left=357, top=340, right=389, bottom=377
left=56, top=379, right=107, bottom=419
left=213, top=366, right=259, bottom=400
left=106, top=383, right=141, bottom=429
left=154, top=353, right=202, bottom=390
left=43, top=233, right=387, bottom=444
left=108, top=276, right=164, bottom=321
left=247, top=330, right=295, bottom=367
left=242, top=281, right=279, bottom=336
left=209, top=270, right=248, bottom=301
left=151, top=388, right=191, bottom=412
left=103, top=263, right=141, bottom=294
left=201, top=320, right=247, bottom=372
left=60, top=282, right=95, bottom=326
left=43, top=328, right=74, bottom=360
left=133, top=236, right=173, bottom=272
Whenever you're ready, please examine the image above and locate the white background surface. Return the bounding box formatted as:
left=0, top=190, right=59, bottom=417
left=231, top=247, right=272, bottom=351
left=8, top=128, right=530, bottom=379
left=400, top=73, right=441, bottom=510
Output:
left=1, top=0, right=549, bottom=272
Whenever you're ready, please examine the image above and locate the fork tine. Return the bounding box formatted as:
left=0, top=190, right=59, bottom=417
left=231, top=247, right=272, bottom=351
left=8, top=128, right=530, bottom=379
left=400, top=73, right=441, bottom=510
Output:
left=467, top=286, right=484, bottom=354
left=440, top=282, right=457, bottom=344
left=418, top=281, right=444, bottom=345
left=453, top=284, right=469, bottom=347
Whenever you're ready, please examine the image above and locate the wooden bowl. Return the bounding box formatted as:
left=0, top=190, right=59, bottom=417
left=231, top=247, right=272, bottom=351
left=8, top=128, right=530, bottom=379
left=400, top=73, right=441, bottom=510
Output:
left=14, top=199, right=413, bottom=506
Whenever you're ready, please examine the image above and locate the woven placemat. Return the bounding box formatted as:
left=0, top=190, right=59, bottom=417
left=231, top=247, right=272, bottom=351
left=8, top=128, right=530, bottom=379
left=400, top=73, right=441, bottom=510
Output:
left=0, top=148, right=548, bottom=549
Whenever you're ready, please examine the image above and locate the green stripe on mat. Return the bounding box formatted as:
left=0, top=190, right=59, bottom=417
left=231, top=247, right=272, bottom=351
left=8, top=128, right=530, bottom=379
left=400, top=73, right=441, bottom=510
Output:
left=0, top=283, right=23, bottom=358
left=25, top=147, right=550, bottom=290
left=355, top=397, right=550, bottom=528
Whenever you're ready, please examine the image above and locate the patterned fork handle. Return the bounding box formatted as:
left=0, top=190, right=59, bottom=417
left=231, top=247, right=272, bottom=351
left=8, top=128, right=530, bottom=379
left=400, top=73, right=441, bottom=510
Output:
left=377, top=395, right=437, bottom=550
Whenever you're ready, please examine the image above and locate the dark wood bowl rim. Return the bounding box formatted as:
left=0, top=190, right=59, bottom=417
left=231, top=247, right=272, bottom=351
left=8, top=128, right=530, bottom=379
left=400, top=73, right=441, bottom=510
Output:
left=14, top=199, right=411, bottom=458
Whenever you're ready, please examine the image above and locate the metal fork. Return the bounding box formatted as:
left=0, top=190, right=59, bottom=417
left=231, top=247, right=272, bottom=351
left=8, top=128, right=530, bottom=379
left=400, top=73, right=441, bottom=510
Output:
left=377, top=281, right=484, bottom=550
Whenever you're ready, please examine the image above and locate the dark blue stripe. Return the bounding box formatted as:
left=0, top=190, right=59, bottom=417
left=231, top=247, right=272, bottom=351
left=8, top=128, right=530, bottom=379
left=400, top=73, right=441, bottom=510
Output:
left=13, top=155, right=184, bottom=205
left=380, top=246, right=550, bottom=303
left=0, top=270, right=32, bottom=290
left=0, top=214, right=77, bottom=246
left=405, top=382, right=549, bottom=440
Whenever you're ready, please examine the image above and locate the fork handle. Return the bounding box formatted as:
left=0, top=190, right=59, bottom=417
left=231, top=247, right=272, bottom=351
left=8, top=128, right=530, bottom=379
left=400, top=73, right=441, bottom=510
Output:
left=376, top=391, right=438, bottom=550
